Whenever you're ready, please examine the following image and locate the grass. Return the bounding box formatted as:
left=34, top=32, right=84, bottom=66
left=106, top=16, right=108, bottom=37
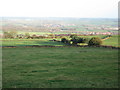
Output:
left=2, top=47, right=118, bottom=88
left=1, top=35, right=119, bottom=47
left=0, top=44, right=2, bottom=89
left=1, top=39, right=65, bottom=46
left=71, top=35, right=119, bottom=47
left=102, top=35, right=119, bottom=47
left=78, top=35, right=106, bottom=38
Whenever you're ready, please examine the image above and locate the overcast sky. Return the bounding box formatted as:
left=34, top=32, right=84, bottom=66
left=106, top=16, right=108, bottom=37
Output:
left=0, top=0, right=119, bottom=18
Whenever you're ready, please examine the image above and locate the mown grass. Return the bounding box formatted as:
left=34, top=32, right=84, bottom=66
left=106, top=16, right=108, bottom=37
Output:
left=2, top=47, right=118, bottom=88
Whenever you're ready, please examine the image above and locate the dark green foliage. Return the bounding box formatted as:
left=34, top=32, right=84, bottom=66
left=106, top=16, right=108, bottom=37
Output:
left=61, top=38, right=71, bottom=45
left=77, top=37, right=90, bottom=43
left=88, top=37, right=102, bottom=46
left=65, top=39, right=71, bottom=45
left=71, top=37, right=79, bottom=44
left=71, top=37, right=90, bottom=45
left=61, top=38, right=67, bottom=43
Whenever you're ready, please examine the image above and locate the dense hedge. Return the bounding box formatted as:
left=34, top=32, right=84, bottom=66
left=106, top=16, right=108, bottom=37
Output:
left=61, top=35, right=103, bottom=46
left=61, top=35, right=90, bottom=45
left=88, top=37, right=102, bottom=46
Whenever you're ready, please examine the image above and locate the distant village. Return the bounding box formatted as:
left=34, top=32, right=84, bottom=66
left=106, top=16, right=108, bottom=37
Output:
left=0, top=18, right=118, bottom=38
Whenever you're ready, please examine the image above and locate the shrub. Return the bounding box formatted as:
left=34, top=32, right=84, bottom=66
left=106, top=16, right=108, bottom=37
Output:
left=78, top=37, right=90, bottom=43
left=61, top=38, right=67, bottom=43
left=61, top=38, right=71, bottom=45
left=65, top=39, right=71, bottom=45
left=71, top=37, right=79, bottom=44
left=70, top=34, right=77, bottom=39
left=71, top=37, right=90, bottom=45
left=88, top=37, right=102, bottom=46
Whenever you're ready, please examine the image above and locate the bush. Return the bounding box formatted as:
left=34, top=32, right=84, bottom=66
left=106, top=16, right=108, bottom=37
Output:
left=61, top=38, right=67, bottom=43
left=70, top=34, right=77, bottom=39
left=71, top=37, right=90, bottom=45
left=78, top=37, right=90, bottom=43
left=88, top=37, right=102, bottom=46
left=61, top=38, right=71, bottom=45
left=70, top=36, right=79, bottom=44
left=65, top=39, right=71, bottom=45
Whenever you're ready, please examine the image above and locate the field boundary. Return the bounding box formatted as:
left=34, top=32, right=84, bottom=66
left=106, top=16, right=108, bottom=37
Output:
left=1, top=45, right=120, bottom=49
left=102, top=37, right=111, bottom=40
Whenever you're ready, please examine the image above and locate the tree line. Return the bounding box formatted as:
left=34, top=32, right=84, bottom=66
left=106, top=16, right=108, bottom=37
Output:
left=3, top=31, right=57, bottom=39
left=61, top=34, right=103, bottom=46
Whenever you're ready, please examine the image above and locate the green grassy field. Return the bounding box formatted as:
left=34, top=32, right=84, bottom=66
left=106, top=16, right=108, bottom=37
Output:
left=2, top=47, right=118, bottom=88
left=102, top=35, right=119, bottom=47
left=1, top=35, right=119, bottom=47
left=1, top=39, right=65, bottom=46
left=0, top=45, right=2, bottom=89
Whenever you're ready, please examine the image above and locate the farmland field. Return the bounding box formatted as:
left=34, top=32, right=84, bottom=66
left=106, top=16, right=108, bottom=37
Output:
left=1, top=17, right=119, bottom=88
left=102, top=35, right=119, bottom=47
left=1, top=35, right=119, bottom=47
left=1, top=39, right=65, bottom=46
left=2, top=47, right=118, bottom=88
